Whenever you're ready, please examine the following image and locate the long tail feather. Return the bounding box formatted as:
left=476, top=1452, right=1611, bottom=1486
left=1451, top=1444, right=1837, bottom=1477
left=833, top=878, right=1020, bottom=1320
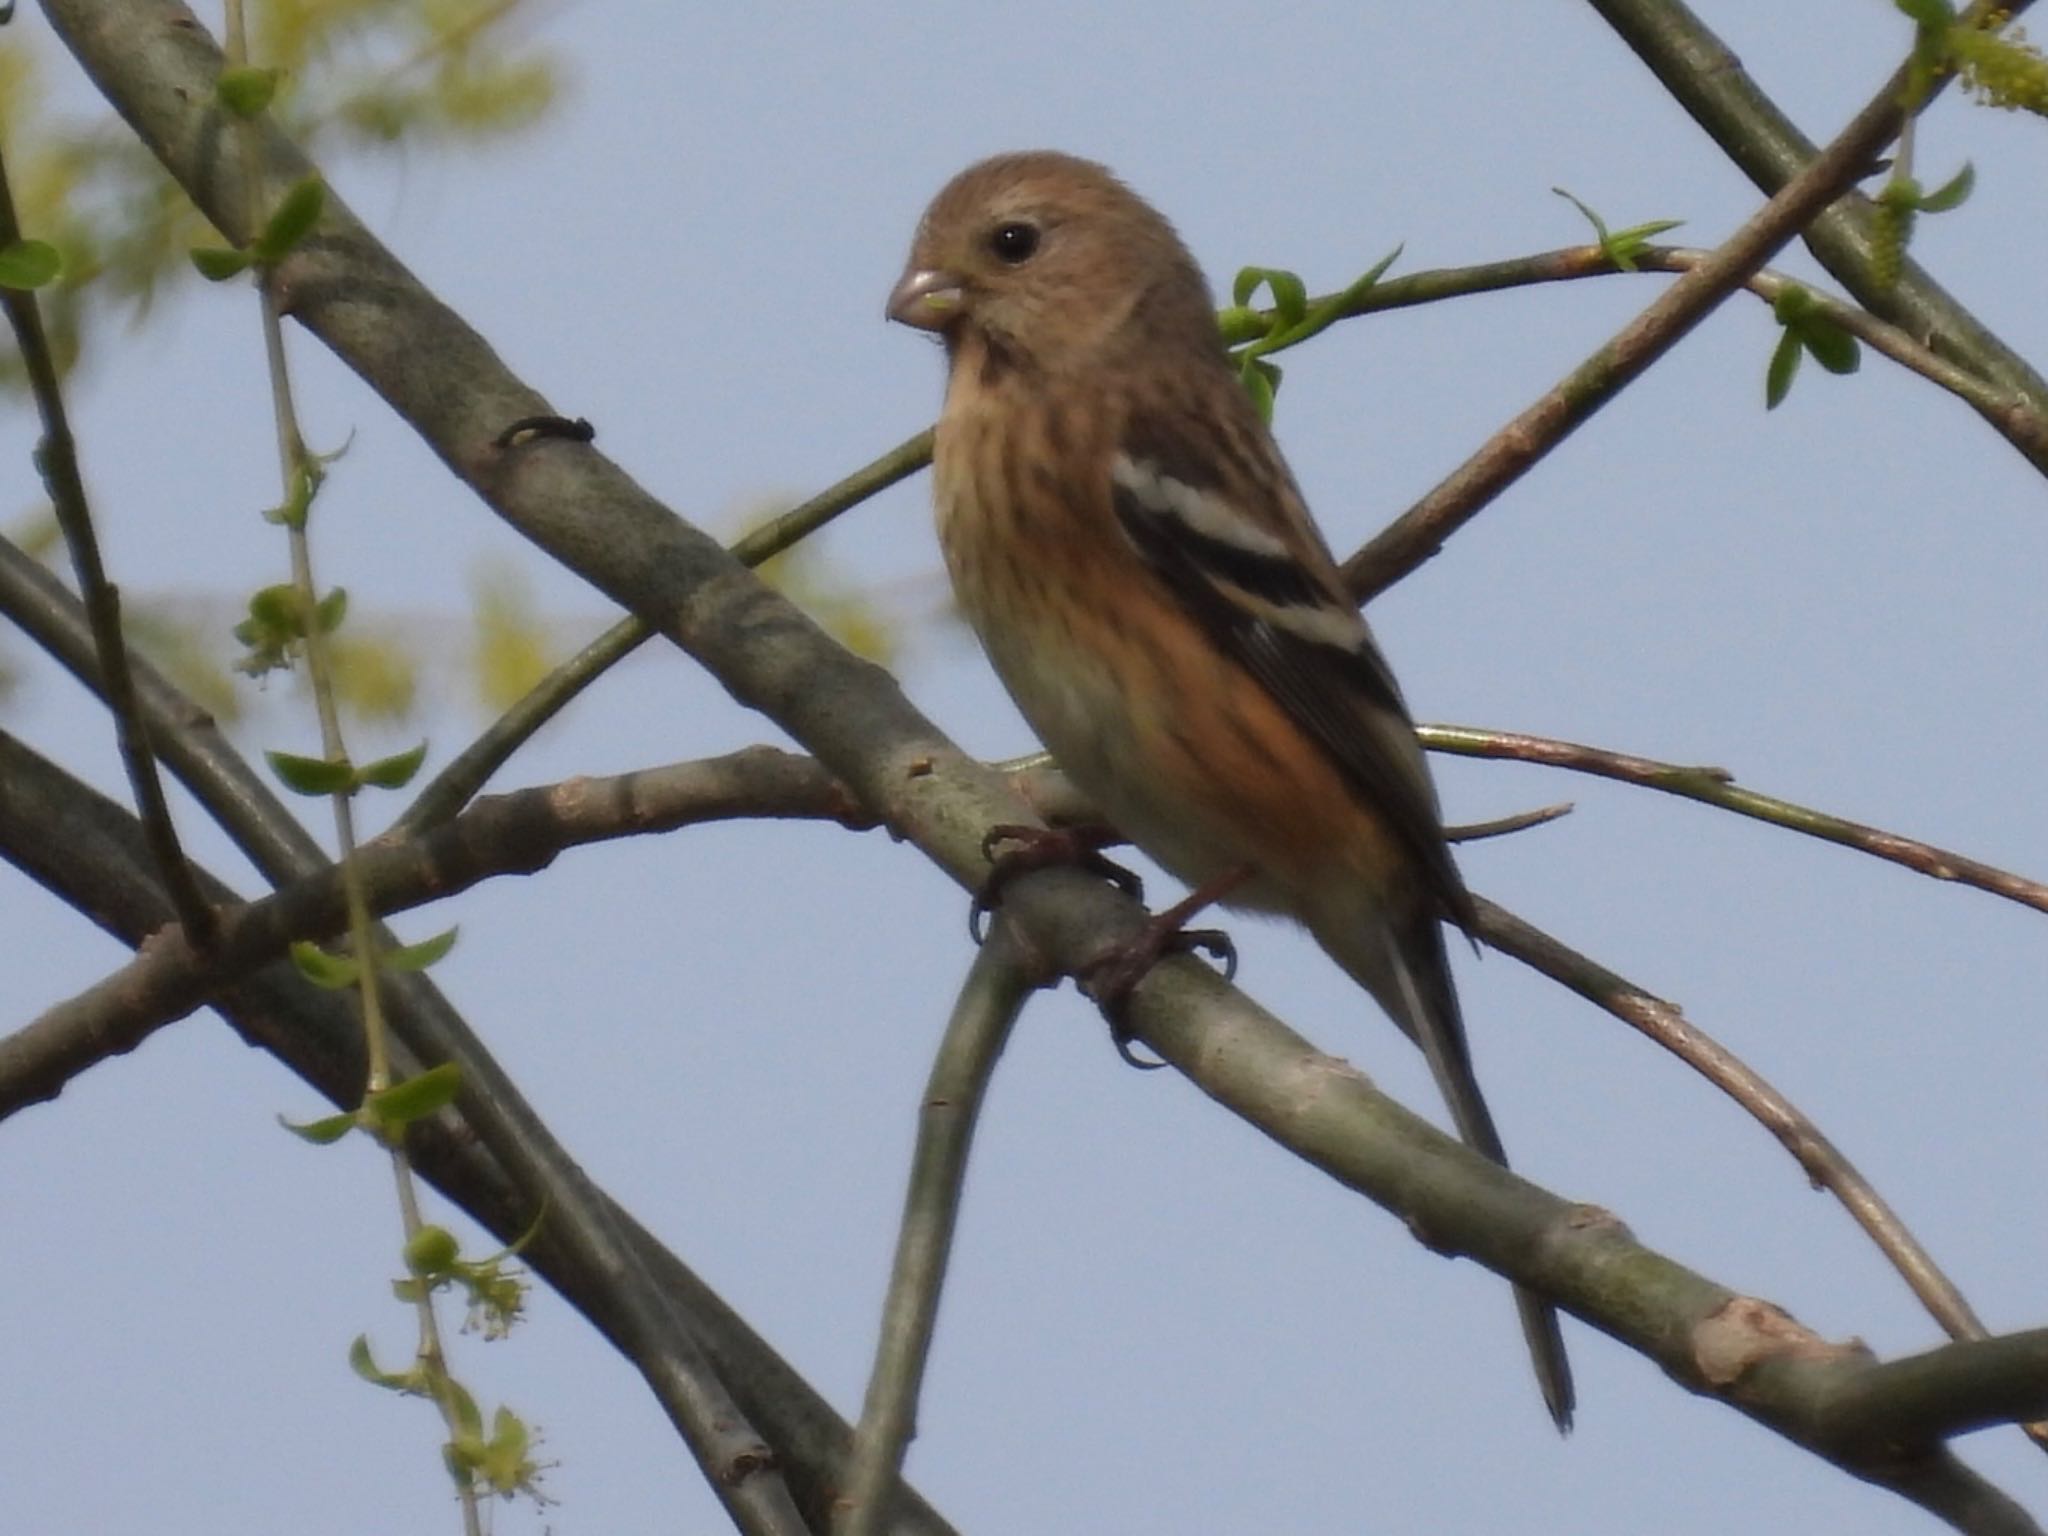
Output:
left=1375, top=921, right=1576, bottom=1432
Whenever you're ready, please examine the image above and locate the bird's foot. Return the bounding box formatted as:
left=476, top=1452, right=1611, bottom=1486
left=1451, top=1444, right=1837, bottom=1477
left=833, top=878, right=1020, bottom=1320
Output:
left=1082, top=910, right=1238, bottom=1069
left=968, top=823, right=1143, bottom=942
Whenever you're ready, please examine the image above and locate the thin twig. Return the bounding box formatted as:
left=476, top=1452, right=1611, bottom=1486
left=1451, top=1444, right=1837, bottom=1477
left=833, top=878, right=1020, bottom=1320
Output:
left=1444, top=800, right=1574, bottom=844
left=1338, top=33, right=1982, bottom=600
left=835, top=923, right=1042, bottom=1536
left=1471, top=901, right=2004, bottom=1363
left=1422, top=724, right=2048, bottom=916
left=220, top=4, right=493, bottom=1528
left=395, top=428, right=934, bottom=833
left=1223, top=242, right=2048, bottom=474
left=393, top=611, right=647, bottom=835
left=0, top=143, right=215, bottom=944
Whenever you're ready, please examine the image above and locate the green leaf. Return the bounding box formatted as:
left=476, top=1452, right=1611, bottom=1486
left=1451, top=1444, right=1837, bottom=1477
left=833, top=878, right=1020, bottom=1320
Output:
left=1893, top=0, right=1955, bottom=26
left=364, top=1061, right=462, bottom=1131
left=190, top=246, right=252, bottom=282
left=1238, top=357, right=1280, bottom=423
left=348, top=1335, right=422, bottom=1393
left=253, top=176, right=326, bottom=265
left=1770, top=283, right=1814, bottom=324
left=290, top=939, right=361, bottom=990
left=356, top=740, right=428, bottom=790
left=1312, top=244, right=1403, bottom=325
left=1601, top=217, right=1685, bottom=272
left=315, top=586, right=348, bottom=633
left=383, top=926, right=458, bottom=973
left=439, top=1376, right=485, bottom=1441
left=279, top=1107, right=358, bottom=1144
left=248, top=584, right=303, bottom=634
left=1918, top=161, right=1975, bottom=213
left=216, top=65, right=281, bottom=118
left=267, top=748, right=356, bottom=795
left=1553, top=187, right=1682, bottom=272
left=1553, top=185, right=1609, bottom=243
left=1233, top=266, right=1308, bottom=327
left=1764, top=327, right=1803, bottom=410
left=1234, top=244, right=1401, bottom=368
left=1799, top=316, right=1861, bottom=376
left=263, top=460, right=321, bottom=529
left=0, top=239, right=61, bottom=291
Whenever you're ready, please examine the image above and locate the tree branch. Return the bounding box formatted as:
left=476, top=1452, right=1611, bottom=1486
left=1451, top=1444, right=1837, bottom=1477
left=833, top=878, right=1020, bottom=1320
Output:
left=0, top=727, right=962, bottom=1536
left=0, top=741, right=867, bottom=1119
left=1584, top=0, right=2048, bottom=414
left=1339, top=26, right=1993, bottom=599
left=1474, top=901, right=2014, bottom=1389
left=0, top=140, right=215, bottom=944
left=836, top=922, right=1043, bottom=1536
left=5, top=721, right=2041, bottom=1530
left=1422, top=724, right=2048, bottom=916
left=395, top=427, right=934, bottom=835
left=1821, top=1331, right=2048, bottom=1452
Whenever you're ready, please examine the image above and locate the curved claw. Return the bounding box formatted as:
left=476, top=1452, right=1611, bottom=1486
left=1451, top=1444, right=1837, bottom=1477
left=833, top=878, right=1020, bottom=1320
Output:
left=967, top=823, right=1144, bottom=945
left=1111, top=1030, right=1170, bottom=1071
left=1178, top=928, right=1238, bottom=981
left=1084, top=919, right=1240, bottom=1069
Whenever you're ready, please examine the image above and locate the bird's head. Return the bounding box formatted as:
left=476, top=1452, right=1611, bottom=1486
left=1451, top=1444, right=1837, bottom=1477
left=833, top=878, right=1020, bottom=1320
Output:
left=888, top=151, right=1216, bottom=377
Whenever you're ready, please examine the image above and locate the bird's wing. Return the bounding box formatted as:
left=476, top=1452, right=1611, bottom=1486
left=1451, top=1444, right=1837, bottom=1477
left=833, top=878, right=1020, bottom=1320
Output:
left=1108, top=404, right=1474, bottom=931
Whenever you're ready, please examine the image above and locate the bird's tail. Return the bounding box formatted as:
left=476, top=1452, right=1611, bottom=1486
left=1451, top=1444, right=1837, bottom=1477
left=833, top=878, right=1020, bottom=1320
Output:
left=1331, top=914, right=1576, bottom=1432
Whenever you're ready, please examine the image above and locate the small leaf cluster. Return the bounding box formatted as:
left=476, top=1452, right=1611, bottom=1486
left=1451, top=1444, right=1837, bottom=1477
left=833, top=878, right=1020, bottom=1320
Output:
left=234, top=581, right=346, bottom=677
left=286, top=1058, right=465, bottom=1146
left=287, top=924, right=456, bottom=993
left=351, top=1338, right=549, bottom=1503
left=191, top=175, right=326, bottom=281
left=1553, top=187, right=1685, bottom=272
left=1765, top=285, right=1862, bottom=409
left=396, top=1213, right=534, bottom=1345
left=1879, top=2, right=2036, bottom=286
left=1221, top=249, right=1402, bottom=422
left=0, top=4, right=563, bottom=392
left=1868, top=161, right=1974, bottom=290
left=1900, top=1, right=2048, bottom=116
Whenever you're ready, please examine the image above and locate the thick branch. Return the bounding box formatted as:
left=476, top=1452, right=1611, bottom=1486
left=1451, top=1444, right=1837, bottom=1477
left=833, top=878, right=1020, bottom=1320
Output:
left=6, top=723, right=2041, bottom=1530
left=0, top=727, right=960, bottom=1536
left=0, top=743, right=865, bottom=1118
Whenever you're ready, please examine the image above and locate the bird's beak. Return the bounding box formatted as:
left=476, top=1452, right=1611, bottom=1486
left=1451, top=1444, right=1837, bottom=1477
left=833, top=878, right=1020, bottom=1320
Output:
left=888, top=267, right=965, bottom=331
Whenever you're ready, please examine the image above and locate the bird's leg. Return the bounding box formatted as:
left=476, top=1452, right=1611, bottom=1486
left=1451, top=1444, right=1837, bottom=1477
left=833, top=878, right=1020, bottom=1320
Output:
left=968, top=823, right=1145, bottom=943
left=1083, top=865, right=1251, bottom=1068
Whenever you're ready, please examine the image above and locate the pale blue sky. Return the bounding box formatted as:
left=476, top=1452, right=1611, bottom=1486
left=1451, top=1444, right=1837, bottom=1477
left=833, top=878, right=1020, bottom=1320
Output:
left=3, top=4, right=2046, bottom=1533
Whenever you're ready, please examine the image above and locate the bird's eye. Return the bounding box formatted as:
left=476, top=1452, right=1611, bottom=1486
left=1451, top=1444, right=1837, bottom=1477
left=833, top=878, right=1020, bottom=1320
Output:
left=988, top=221, right=1040, bottom=264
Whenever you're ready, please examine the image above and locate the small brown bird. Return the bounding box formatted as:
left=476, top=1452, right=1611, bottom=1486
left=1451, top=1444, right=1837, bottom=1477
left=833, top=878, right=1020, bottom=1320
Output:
left=889, top=150, right=1572, bottom=1430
